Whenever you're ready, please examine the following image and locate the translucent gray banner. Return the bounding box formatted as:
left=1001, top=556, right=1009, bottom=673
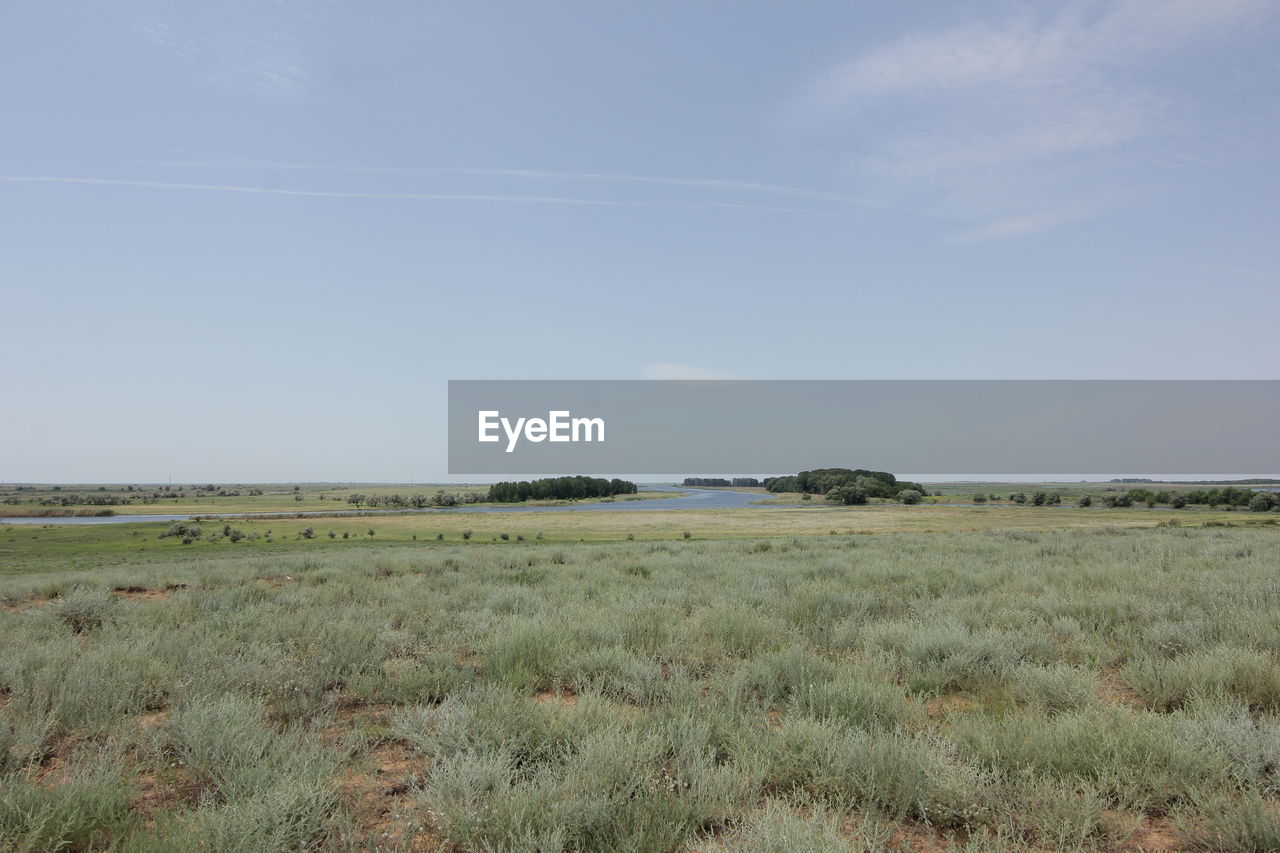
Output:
left=447, top=380, right=1278, bottom=475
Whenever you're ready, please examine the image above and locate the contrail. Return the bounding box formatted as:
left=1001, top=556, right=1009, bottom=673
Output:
left=5, top=127, right=896, bottom=213
left=455, top=168, right=860, bottom=203
left=0, top=175, right=833, bottom=215
left=126, top=161, right=866, bottom=204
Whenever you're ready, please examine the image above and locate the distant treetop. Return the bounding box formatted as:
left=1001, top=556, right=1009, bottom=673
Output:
left=682, top=477, right=760, bottom=487
left=762, top=468, right=926, bottom=500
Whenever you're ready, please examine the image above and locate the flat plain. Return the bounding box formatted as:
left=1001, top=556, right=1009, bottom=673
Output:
left=3, top=495, right=1280, bottom=851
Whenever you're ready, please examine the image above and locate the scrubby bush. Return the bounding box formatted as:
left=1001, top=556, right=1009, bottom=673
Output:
left=49, top=587, right=117, bottom=633
left=160, top=522, right=201, bottom=540
left=1122, top=647, right=1280, bottom=712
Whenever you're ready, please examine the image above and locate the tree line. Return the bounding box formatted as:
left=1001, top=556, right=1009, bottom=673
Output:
left=343, top=491, right=485, bottom=509
left=976, top=488, right=1279, bottom=511
left=488, top=476, right=637, bottom=503
left=681, top=477, right=761, bottom=487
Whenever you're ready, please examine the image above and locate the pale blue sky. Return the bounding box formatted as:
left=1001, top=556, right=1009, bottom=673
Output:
left=3, top=1, right=1278, bottom=482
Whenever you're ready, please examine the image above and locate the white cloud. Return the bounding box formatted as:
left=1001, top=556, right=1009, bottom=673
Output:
left=799, top=0, right=1272, bottom=241
left=643, top=362, right=738, bottom=380
left=817, top=0, right=1267, bottom=102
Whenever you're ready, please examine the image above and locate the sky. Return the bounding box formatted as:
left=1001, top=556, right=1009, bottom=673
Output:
left=2, top=1, right=1278, bottom=482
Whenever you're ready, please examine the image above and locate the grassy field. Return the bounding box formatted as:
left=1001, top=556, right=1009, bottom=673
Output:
left=3, top=502, right=1274, bottom=576
left=0, top=483, right=680, bottom=518
left=3, top=509, right=1280, bottom=851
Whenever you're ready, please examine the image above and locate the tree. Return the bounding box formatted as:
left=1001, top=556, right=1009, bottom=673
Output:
left=898, top=489, right=923, bottom=505
left=1078, top=494, right=1092, bottom=507
left=1010, top=493, right=1027, bottom=504
left=826, top=485, right=868, bottom=505
left=767, top=468, right=909, bottom=496
left=488, top=476, right=636, bottom=504
left=1250, top=492, right=1277, bottom=512
left=972, top=493, right=987, bottom=504
left=1032, top=491, right=1047, bottom=506
left=1170, top=494, right=1188, bottom=509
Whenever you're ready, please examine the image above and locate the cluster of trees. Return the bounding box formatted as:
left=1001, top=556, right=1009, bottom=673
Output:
left=1166, top=487, right=1268, bottom=508
left=488, top=476, right=637, bottom=503
left=1097, top=487, right=1275, bottom=510
left=1113, top=478, right=1280, bottom=486
left=681, top=477, right=761, bottom=487
left=970, top=488, right=1279, bottom=511
left=28, top=493, right=133, bottom=507
left=344, top=491, right=484, bottom=509
left=764, top=468, right=927, bottom=503
left=0, top=484, right=281, bottom=507
left=1005, top=491, right=1064, bottom=506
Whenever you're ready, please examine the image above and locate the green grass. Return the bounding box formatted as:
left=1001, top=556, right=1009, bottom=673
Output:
left=5, top=501, right=1271, bottom=579
left=0, top=482, right=681, bottom=518
left=2, top=525, right=1279, bottom=850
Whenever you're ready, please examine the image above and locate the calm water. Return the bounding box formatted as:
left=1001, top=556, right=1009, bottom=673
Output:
left=0, top=486, right=768, bottom=525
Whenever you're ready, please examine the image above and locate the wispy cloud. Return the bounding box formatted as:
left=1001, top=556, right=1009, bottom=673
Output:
left=0, top=175, right=833, bottom=216
left=799, top=0, right=1272, bottom=241
left=643, top=362, right=738, bottom=380
left=814, top=0, right=1267, bottom=103
left=129, top=2, right=326, bottom=97
left=945, top=209, right=1089, bottom=246
left=456, top=169, right=859, bottom=204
